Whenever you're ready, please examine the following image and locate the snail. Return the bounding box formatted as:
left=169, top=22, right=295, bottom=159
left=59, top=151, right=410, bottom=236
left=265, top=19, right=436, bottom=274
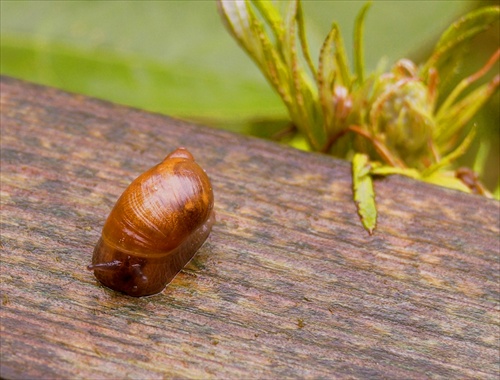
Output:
left=88, top=147, right=215, bottom=297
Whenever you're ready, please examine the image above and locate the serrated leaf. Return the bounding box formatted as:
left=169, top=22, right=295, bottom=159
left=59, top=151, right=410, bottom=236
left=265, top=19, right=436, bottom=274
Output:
left=317, top=24, right=338, bottom=135
left=433, top=6, right=499, bottom=57
left=219, top=0, right=326, bottom=151
left=333, top=25, right=351, bottom=88
left=316, top=21, right=352, bottom=138
left=352, top=153, right=377, bottom=235
left=421, top=6, right=500, bottom=85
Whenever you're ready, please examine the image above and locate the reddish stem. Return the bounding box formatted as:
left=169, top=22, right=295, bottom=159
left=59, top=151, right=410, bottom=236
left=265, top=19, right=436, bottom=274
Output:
left=321, top=125, right=404, bottom=168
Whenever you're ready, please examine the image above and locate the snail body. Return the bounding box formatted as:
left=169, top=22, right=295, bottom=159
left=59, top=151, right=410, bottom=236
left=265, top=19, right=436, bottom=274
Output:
left=88, top=147, right=215, bottom=297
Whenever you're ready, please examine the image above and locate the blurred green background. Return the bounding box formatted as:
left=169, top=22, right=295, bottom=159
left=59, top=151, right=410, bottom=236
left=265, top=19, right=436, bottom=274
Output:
left=1, top=0, right=498, bottom=194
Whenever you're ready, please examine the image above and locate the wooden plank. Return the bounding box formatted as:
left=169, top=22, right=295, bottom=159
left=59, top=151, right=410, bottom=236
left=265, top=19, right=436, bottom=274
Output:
left=1, top=76, right=499, bottom=379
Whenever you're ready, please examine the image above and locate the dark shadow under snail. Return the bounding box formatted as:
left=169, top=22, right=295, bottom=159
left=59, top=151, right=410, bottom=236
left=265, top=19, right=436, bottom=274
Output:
left=88, top=147, right=215, bottom=297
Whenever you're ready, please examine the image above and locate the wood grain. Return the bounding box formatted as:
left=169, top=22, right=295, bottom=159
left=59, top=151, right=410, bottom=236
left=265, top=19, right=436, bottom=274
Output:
left=1, top=76, right=499, bottom=379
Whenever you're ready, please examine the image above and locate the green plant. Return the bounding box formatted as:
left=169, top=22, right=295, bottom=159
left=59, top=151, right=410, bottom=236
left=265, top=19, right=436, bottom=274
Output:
left=218, top=0, right=499, bottom=234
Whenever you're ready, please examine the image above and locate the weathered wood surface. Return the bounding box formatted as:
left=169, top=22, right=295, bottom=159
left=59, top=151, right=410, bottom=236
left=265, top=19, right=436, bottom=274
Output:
left=1, top=75, right=499, bottom=379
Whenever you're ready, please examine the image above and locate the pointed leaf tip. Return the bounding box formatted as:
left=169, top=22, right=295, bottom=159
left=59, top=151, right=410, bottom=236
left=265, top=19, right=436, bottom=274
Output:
left=352, top=153, right=377, bottom=235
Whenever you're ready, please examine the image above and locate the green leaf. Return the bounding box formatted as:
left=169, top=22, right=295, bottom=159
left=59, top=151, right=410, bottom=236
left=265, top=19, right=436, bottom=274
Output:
left=253, top=0, right=286, bottom=42
left=317, top=24, right=338, bottom=135
left=296, top=0, right=317, bottom=79
left=218, top=1, right=269, bottom=79
left=370, top=165, right=421, bottom=180
left=284, top=2, right=326, bottom=151
left=219, top=0, right=295, bottom=115
left=422, top=172, right=472, bottom=194
left=219, top=0, right=326, bottom=151
left=332, top=25, right=351, bottom=88
left=434, top=49, right=500, bottom=146
left=353, top=2, right=371, bottom=86
left=424, top=125, right=477, bottom=177
left=421, top=6, right=500, bottom=85
left=316, top=21, right=353, bottom=138
left=352, top=153, right=377, bottom=235
left=435, top=76, right=499, bottom=148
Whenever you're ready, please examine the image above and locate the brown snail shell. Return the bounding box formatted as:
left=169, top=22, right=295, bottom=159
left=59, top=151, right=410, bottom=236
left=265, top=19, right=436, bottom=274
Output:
left=88, top=147, right=215, bottom=297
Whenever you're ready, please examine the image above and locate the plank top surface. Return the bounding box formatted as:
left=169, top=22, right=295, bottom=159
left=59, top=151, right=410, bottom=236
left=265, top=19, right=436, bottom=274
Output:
left=1, top=76, right=499, bottom=379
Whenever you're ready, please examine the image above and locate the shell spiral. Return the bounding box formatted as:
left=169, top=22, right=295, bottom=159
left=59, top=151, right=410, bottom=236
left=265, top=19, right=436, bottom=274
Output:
left=88, top=148, right=215, bottom=296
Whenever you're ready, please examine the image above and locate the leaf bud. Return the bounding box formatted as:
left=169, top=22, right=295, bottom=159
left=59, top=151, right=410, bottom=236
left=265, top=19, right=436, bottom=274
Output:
left=369, top=59, right=435, bottom=167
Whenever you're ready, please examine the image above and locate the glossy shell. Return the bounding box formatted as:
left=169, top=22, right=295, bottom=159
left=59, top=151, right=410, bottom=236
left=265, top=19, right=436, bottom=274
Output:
left=88, top=148, right=215, bottom=296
